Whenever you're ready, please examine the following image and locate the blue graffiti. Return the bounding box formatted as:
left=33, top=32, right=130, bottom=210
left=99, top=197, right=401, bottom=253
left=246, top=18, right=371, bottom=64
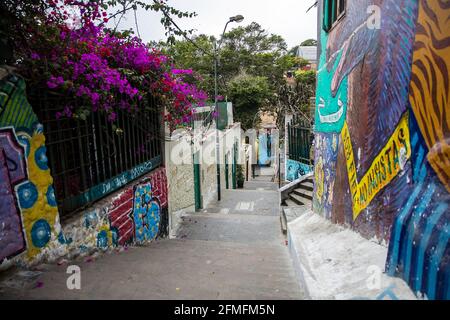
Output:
left=133, top=183, right=161, bottom=243
left=34, top=146, right=49, bottom=170
left=387, top=112, right=450, bottom=300
left=46, top=185, right=57, bottom=207
left=17, top=181, right=38, bottom=209
left=16, top=133, right=31, bottom=157
left=84, top=211, right=98, bottom=228
left=31, top=219, right=51, bottom=248
left=110, top=227, right=119, bottom=247
left=258, top=133, right=271, bottom=165
left=96, top=230, right=109, bottom=248
left=376, top=284, right=399, bottom=300
left=286, top=159, right=312, bottom=181
left=57, top=231, right=72, bottom=245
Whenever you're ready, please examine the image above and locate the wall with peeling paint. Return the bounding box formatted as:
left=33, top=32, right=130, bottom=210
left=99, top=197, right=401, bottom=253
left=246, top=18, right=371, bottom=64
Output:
left=314, top=0, right=449, bottom=299
left=0, top=69, right=170, bottom=268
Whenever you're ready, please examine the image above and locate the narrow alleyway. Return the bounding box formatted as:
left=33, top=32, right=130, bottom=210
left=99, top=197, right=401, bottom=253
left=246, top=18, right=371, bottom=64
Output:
left=1, top=173, right=303, bottom=300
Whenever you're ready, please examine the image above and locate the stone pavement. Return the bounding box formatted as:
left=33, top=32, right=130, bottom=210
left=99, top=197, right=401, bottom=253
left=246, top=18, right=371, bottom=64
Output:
left=0, top=176, right=303, bottom=300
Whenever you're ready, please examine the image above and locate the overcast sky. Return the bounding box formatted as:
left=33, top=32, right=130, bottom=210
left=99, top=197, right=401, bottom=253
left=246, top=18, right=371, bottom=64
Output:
left=111, top=0, right=318, bottom=49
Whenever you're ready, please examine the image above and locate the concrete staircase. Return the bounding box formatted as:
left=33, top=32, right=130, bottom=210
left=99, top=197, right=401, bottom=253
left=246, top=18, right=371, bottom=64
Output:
left=280, top=175, right=314, bottom=234
left=281, top=177, right=313, bottom=208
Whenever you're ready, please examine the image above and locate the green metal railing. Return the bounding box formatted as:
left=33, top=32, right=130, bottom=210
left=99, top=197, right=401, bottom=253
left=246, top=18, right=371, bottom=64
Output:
left=287, top=114, right=313, bottom=165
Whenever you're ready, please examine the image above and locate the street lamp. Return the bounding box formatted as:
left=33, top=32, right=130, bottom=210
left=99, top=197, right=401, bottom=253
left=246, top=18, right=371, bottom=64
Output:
left=214, top=14, right=244, bottom=201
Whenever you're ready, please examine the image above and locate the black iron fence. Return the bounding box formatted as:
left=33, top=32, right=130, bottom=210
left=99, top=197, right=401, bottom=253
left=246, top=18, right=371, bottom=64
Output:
left=30, top=91, right=163, bottom=218
left=287, top=114, right=313, bottom=165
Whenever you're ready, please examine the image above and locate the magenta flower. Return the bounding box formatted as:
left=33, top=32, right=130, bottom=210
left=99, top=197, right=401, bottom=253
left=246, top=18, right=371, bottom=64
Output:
left=108, top=112, right=117, bottom=122
left=172, top=69, right=193, bottom=75
left=47, top=76, right=65, bottom=89
left=31, top=52, right=40, bottom=60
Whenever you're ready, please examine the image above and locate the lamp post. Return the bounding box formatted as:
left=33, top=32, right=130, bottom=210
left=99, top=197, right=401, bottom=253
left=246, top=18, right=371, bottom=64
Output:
left=214, top=14, right=244, bottom=201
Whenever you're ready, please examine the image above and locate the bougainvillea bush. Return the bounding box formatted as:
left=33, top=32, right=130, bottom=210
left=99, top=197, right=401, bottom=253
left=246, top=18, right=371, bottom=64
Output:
left=2, top=0, right=207, bottom=129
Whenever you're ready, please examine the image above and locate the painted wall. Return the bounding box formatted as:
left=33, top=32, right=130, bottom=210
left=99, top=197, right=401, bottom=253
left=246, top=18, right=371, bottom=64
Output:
left=258, top=130, right=272, bottom=166
left=314, top=0, right=449, bottom=299
left=0, top=70, right=170, bottom=267
left=286, top=159, right=312, bottom=182
left=61, top=167, right=169, bottom=259
left=0, top=72, right=60, bottom=265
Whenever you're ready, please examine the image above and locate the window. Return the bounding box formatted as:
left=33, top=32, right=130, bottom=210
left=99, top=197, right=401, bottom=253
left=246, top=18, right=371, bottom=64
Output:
left=323, top=0, right=346, bottom=32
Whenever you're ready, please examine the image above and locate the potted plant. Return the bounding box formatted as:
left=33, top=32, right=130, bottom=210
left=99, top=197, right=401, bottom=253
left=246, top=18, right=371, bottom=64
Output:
left=236, top=164, right=245, bottom=189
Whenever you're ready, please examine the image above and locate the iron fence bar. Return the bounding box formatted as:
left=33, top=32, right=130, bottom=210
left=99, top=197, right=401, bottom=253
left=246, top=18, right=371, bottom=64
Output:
left=75, top=119, right=88, bottom=192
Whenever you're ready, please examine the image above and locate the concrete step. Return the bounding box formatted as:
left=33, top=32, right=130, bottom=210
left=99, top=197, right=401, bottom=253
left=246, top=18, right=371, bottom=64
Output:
left=284, top=199, right=301, bottom=207
left=295, top=182, right=314, bottom=192
left=289, top=193, right=307, bottom=205
left=292, top=188, right=313, bottom=200
left=283, top=206, right=310, bottom=223
left=303, top=179, right=314, bottom=187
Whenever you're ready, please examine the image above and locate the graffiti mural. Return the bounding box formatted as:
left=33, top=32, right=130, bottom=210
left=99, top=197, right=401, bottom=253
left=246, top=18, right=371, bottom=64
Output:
left=0, top=73, right=59, bottom=261
left=286, top=159, right=312, bottom=182
left=109, top=188, right=135, bottom=246
left=133, top=183, right=161, bottom=243
left=408, top=0, right=450, bottom=193
left=108, top=167, right=168, bottom=245
left=0, top=70, right=170, bottom=266
left=0, top=129, right=28, bottom=262
left=258, top=130, right=272, bottom=166
left=314, top=0, right=449, bottom=299
left=312, top=132, right=339, bottom=220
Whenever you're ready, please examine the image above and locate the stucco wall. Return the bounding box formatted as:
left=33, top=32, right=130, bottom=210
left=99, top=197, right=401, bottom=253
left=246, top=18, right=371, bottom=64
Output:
left=0, top=72, right=60, bottom=267
left=314, top=0, right=449, bottom=299
left=165, top=136, right=195, bottom=213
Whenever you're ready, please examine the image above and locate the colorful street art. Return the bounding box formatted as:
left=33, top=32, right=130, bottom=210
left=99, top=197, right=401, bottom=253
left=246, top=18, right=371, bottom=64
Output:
left=133, top=183, right=161, bottom=243
left=314, top=0, right=449, bottom=299
left=342, top=112, right=412, bottom=220
left=109, top=188, right=135, bottom=246
left=0, top=70, right=171, bottom=267
left=408, top=0, right=450, bottom=193
left=107, top=167, right=168, bottom=245
left=312, top=132, right=339, bottom=220
left=0, top=129, right=27, bottom=261
left=0, top=73, right=59, bottom=262
left=258, top=130, right=272, bottom=166
left=286, top=159, right=312, bottom=182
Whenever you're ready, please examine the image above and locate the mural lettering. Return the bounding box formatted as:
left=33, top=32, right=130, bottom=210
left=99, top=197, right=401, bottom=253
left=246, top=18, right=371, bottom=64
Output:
left=342, top=113, right=411, bottom=220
